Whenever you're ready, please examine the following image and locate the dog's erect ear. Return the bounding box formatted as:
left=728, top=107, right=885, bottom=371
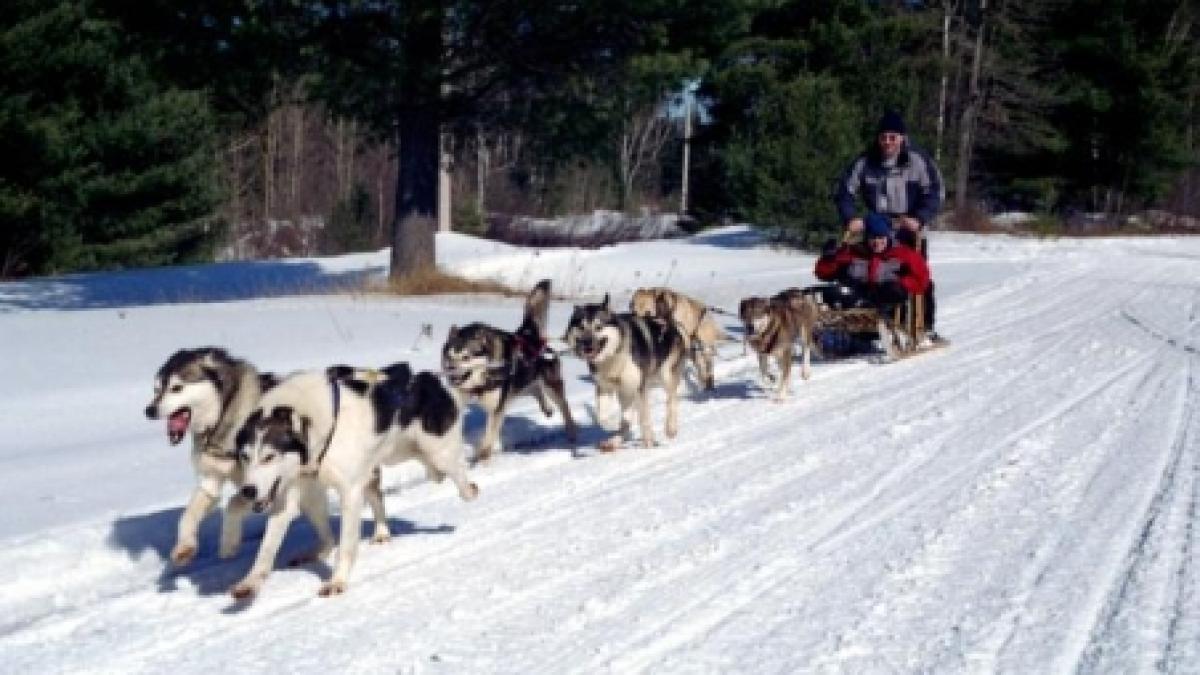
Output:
left=447, top=324, right=459, bottom=339
left=655, top=293, right=674, bottom=320
left=235, top=409, right=264, bottom=453
left=601, top=293, right=610, bottom=310
left=738, top=298, right=753, bottom=322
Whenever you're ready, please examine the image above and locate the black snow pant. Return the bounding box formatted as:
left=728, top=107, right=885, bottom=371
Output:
left=818, top=280, right=910, bottom=317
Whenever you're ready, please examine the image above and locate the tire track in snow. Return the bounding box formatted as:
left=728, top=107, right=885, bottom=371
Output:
left=1070, top=355, right=1200, bottom=672
left=814, top=353, right=1176, bottom=673
left=803, top=267, right=1200, bottom=672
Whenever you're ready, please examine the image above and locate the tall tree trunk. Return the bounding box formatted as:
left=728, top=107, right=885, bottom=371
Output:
left=954, top=0, right=987, bottom=211
left=290, top=103, right=304, bottom=210
left=392, top=105, right=439, bottom=279
left=263, top=114, right=276, bottom=220
left=476, top=126, right=487, bottom=217
left=935, top=1, right=957, bottom=163
left=389, top=6, right=442, bottom=281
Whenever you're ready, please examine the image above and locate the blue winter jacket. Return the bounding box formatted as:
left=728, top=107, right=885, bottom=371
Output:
left=835, top=143, right=944, bottom=228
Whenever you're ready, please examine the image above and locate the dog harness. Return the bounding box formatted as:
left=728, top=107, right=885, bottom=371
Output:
left=747, top=313, right=783, bottom=354
left=305, top=377, right=342, bottom=473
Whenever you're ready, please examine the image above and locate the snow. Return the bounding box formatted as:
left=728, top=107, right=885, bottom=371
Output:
left=1, top=227, right=1198, bottom=673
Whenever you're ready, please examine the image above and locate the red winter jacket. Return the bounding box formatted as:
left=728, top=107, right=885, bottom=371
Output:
left=814, top=241, right=930, bottom=295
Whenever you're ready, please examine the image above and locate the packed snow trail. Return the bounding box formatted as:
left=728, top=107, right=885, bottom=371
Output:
left=0, top=230, right=1198, bottom=673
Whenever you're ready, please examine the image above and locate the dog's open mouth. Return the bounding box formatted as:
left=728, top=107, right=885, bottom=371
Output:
left=446, top=366, right=472, bottom=387
left=166, top=408, right=191, bottom=445
left=252, top=477, right=282, bottom=513
left=577, top=336, right=607, bottom=361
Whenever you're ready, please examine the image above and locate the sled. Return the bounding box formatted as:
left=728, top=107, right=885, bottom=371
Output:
left=811, top=229, right=943, bottom=362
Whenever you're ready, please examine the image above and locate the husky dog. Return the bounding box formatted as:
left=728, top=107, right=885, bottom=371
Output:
left=738, top=288, right=821, bottom=400
left=564, top=294, right=686, bottom=450
left=232, top=364, right=478, bottom=598
left=629, top=287, right=731, bottom=391
left=442, top=280, right=577, bottom=462
left=144, top=347, right=280, bottom=566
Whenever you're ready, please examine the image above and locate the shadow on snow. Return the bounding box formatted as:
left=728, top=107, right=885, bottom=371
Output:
left=0, top=259, right=384, bottom=312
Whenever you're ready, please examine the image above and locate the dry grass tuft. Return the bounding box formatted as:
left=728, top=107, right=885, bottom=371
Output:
left=362, top=267, right=521, bottom=297
left=946, top=205, right=1001, bottom=233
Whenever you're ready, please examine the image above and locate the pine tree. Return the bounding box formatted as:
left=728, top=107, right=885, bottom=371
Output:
left=1047, top=0, right=1198, bottom=213
left=0, top=0, right=221, bottom=276
left=706, top=0, right=938, bottom=242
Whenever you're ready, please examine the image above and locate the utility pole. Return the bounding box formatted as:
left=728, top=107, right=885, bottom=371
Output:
left=680, top=93, right=693, bottom=215
left=438, top=131, right=452, bottom=232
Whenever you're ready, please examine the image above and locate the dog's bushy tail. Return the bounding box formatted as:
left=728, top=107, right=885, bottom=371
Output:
left=523, top=279, right=552, bottom=338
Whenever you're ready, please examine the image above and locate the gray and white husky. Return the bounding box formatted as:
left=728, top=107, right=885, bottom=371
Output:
left=442, top=280, right=578, bottom=462
left=144, top=347, right=279, bottom=567
left=564, top=294, right=686, bottom=451
left=232, top=363, right=478, bottom=598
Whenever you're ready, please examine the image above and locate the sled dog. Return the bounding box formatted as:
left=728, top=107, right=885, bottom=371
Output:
left=564, top=294, right=686, bottom=450
left=442, top=279, right=577, bottom=461
left=738, top=288, right=821, bottom=400
left=232, top=364, right=478, bottom=598
left=144, top=347, right=280, bottom=566
left=629, top=286, right=731, bottom=391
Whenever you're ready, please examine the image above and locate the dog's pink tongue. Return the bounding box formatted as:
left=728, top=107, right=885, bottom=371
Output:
left=168, top=410, right=190, bottom=435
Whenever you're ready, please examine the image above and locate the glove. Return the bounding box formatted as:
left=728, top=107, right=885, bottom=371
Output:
left=820, top=238, right=838, bottom=258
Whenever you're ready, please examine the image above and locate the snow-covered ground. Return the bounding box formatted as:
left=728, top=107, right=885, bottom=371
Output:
left=1, top=227, right=1198, bottom=673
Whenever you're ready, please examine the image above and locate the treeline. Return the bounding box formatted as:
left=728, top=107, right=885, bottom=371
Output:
left=1, top=0, right=1197, bottom=278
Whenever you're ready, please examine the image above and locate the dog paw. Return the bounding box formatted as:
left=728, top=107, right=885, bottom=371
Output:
left=597, top=438, right=622, bottom=452
left=318, top=581, right=347, bottom=597
left=170, top=543, right=197, bottom=567
left=370, top=531, right=393, bottom=545
left=230, top=582, right=258, bottom=600
left=461, top=482, right=480, bottom=501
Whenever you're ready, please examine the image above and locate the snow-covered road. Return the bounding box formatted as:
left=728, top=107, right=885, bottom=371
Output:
left=1, top=230, right=1197, bottom=673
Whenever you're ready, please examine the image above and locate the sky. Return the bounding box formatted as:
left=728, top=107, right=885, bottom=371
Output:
left=0, top=227, right=1198, bottom=673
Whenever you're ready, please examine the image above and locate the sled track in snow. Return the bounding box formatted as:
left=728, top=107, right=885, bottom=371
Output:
left=1073, top=356, right=1200, bottom=671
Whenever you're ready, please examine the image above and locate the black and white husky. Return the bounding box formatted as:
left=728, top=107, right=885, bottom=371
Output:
left=442, top=280, right=578, bottom=461
left=144, top=347, right=280, bottom=567
left=564, top=294, right=686, bottom=451
left=232, top=363, right=478, bottom=598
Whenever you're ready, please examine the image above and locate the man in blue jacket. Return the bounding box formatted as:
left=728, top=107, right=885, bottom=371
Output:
left=835, top=110, right=945, bottom=342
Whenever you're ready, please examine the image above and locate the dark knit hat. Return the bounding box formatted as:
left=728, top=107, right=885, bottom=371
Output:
left=864, top=213, right=893, bottom=239
left=877, top=109, right=907, bottom=135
